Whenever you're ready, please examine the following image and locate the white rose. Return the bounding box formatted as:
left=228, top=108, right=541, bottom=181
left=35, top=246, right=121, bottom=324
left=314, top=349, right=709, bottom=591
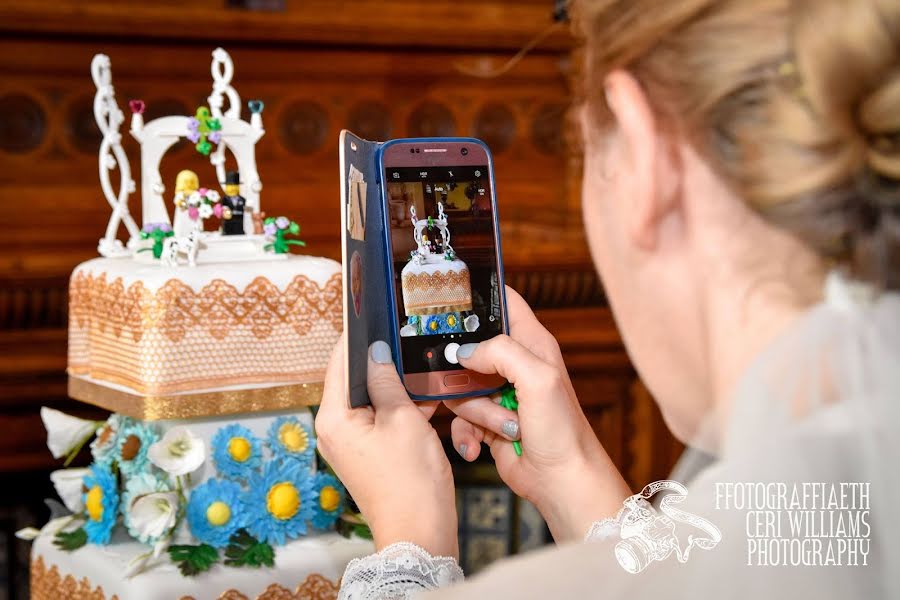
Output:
left=50, top=468, right=90, bottom=513
left=148, top=427, right=205, bottom=476
left=205, top=190, right=220, bottom=202
left=187, top=191, right=201, bottom=206
left=198, top=203, right=213, bottom=219
left=40, top=407, right=99, bottom=460
left=128, top=492, right=179, bottom=541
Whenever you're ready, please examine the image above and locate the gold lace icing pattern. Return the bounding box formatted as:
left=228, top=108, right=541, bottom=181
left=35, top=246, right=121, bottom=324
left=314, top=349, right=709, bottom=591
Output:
left=180, top=574, right=340, bottom=599
left=401, top=267, right=473, bottom=315
left=30, top=555, right=119, bottom=600
left=68, top=271, right=342, bottom=396
left=69, top=271, right=343, bottom=343
left=31, top=555, right=340, bottom=600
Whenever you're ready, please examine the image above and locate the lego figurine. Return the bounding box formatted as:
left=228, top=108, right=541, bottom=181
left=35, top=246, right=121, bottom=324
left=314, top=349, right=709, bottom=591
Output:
left=220, top=170, right=247, bottom=235
left=172, top=169, right=200, bottom=238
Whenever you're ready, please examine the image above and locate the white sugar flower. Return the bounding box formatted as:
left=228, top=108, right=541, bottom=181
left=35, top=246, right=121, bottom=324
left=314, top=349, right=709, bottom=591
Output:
left=50, top=468, right=90, bottom=513
left=40, top=407, right=99, bottom=460
left=198, top=203, right=213, bottom=219
left=187, top=191, right=201, bottom=206
left=205, top=190, right=220, bottom=202
left=128, top=491, right=179, bottom=542
left=15, top=516, right=75, bottom=541
left=148, top=426, right=205, bottom=476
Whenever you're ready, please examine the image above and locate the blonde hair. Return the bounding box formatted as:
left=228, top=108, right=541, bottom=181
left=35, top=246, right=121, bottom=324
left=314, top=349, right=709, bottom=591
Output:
left=574, top=0, right=900, bottom=289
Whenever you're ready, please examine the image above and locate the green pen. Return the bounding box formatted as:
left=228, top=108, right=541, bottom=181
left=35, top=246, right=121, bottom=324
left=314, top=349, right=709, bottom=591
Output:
left=500, top=386, right=522, bottom=456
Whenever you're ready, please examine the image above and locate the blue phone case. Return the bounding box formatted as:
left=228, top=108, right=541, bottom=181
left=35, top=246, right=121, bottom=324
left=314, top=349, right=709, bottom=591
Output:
left=341, top=132, right=509, bottom=405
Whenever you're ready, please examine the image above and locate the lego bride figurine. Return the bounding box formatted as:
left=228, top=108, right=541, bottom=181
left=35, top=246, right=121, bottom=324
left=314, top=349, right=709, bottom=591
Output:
left=172, top=169, right=201, bottom=239
left=171, top=169, right=220, bottom=239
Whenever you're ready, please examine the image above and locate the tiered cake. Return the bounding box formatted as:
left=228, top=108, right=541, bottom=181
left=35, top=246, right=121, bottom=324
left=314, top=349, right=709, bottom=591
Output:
left=399, top=204, right=479, bottom=336
left=22, top=49, right=372, bottom=600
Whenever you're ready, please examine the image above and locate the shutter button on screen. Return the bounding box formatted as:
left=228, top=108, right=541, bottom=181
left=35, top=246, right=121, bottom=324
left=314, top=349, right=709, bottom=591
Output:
left=444, top=342, right=460, bottom=365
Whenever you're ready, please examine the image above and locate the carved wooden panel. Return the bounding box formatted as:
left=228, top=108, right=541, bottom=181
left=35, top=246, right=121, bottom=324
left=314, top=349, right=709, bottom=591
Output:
left=0, top=0, right=679, bottom=502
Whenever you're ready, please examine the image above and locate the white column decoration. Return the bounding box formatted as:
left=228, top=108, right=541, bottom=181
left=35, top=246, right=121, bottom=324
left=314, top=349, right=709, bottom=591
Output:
left=208, top=47, right=265, bottom=229
left=91, top=54, right=139, bottom=257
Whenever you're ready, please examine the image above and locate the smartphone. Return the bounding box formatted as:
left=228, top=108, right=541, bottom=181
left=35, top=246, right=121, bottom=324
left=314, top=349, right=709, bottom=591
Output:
left=377, top=138, right=508, bottom=399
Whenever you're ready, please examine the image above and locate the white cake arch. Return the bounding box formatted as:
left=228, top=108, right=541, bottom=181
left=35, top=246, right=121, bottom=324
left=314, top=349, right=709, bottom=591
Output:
left=93, top=47, right=267, bottom=262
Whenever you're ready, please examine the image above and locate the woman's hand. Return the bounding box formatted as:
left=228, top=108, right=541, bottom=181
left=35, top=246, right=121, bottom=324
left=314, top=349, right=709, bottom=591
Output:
left=444, top=287, right=631, bottom=542
left=316, top=337, right=459, bottom=558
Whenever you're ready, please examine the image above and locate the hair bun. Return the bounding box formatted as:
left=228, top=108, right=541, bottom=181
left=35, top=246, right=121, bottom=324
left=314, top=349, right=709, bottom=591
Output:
left=859, top=73, right=900, bottom=180
left=791, top=0, right=900, bottom=181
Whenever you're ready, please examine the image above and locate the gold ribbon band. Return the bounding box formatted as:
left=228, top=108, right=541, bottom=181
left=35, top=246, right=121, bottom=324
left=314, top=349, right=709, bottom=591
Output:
left=68, top=376, right=324, bottom=420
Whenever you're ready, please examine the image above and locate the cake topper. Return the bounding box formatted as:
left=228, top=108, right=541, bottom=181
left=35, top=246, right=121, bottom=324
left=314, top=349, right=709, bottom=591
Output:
left=409, top=203, right=457, bottom=265
left=91, top=48, right=278, bottom=265
left=220, top=170, right=246, bottom=236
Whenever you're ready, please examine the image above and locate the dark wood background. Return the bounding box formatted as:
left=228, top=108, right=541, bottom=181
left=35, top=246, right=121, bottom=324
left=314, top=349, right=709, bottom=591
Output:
left=0, top=0, right=682, bottom=596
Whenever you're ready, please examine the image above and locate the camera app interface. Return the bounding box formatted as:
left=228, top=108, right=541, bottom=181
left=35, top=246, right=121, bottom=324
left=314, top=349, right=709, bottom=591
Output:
left=386, top=165, right=502, bottom=373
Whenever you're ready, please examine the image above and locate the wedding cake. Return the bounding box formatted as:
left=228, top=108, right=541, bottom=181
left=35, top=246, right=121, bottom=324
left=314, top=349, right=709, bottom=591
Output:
left=399, top=204, right=479, bottom=336
left=22, top=49, right=372, bottom=600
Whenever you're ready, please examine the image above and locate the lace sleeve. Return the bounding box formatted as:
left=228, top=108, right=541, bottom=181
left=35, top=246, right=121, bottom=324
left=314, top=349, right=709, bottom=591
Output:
left=338, top=542, right=465, bottom=600
left=584, top=498, right=655, bottom=542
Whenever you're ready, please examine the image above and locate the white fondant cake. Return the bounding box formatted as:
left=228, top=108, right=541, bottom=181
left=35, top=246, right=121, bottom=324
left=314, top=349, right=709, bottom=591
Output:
left=26, top=48, right=372, bottom=600
left=32, top=530, right=372, bottom=600
left=399, top=203, right=473, bottom=317
left=68, top=255, right=342, bottom=401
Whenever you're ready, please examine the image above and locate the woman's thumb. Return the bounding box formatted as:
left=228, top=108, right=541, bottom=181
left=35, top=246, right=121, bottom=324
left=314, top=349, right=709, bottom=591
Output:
left=366, top=341, right=410, bottom=410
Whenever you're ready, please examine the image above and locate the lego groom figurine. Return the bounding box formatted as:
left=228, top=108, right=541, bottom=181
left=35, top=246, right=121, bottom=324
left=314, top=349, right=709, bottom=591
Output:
left=220, top=170, right=247, bottom=235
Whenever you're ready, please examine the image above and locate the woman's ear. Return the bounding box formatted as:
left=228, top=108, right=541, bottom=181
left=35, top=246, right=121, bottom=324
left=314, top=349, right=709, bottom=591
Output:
left=604, top=70, right=681, bottom=251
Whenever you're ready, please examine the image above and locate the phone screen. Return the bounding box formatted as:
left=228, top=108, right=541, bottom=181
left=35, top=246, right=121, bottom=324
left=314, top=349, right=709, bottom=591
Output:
left=385, top=165, right=503, bottom=375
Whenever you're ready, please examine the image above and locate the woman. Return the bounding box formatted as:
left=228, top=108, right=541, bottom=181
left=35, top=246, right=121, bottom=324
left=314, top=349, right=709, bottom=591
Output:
left=316, top=0, right=899, bottom=597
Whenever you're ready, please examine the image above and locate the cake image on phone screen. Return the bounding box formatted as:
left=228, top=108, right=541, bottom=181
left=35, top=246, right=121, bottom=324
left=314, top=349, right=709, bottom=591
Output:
left=399, top=203, right=481, bottom=336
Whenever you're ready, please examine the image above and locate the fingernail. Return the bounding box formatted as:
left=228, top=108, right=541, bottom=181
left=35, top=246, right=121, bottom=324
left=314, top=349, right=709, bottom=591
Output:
left=457, top=343, right=479, bottom=359
left=369, top=341, right=393, bottom=364
left=458, top=443, right=468, bottom=460
left=501, top=419, right=520, bottom=440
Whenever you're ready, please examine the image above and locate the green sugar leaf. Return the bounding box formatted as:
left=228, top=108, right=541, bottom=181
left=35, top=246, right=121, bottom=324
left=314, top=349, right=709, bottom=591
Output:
left=224, top=528, right=275, bottom=568
left=168, top=543, right=219, bottom=577
left=53, top=527, right=87, bottom=552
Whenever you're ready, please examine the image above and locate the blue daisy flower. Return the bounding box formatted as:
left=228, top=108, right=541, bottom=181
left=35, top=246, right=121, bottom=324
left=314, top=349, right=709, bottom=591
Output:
left=310, top=473, right=345, bottom=530
left=244, top=460, right=316, bottom=546
left=443, top=312, right=462, bottom=333
left=186, top=478, right=246, bottom=548
left=212, top=424, right=263, bottom=480
left=422, top=314, right=444, bottom=335
left=83, top=463, right=119, bottom=545
left=266, top=417, right=315, bottom=467
left=116, top=422, right=159, bottom=478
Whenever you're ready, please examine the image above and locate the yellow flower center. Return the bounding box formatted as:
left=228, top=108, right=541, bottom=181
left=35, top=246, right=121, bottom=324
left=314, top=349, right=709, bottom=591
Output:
left=278, top=423, right=308, bottom=454
left=319, top=486, right=341, bottom=512
left=206, top=501, right=232, bottom=526
left=429, top=320, right=438, bottom=331
left=447, top=314, right=457, bottom=327
left=86, top=486, right=104, bottom=522
left=266, top=482, right=300, bottom=520
left=228, top=437, right=252, bottom=462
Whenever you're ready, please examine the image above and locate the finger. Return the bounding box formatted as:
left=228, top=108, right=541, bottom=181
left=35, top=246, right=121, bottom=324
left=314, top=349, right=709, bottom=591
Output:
left=456, top=334, right=556, bottom=388
left=418, top=401, right=441, bottom=420
left=504, top=285, right=565, bottom=368
left=486, top=431, right=522, bottom=475
left=450, top=416, right=485, bottom=462
left=443, top=396, right=520, bottom=441
left=317, top=333, right=371, bottom=432
left=367, top=340, right=415, bottom=414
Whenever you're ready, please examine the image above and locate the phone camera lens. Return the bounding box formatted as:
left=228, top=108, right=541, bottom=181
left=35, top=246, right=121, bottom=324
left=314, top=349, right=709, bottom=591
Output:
left=461, top=147, right=469, bottom=156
